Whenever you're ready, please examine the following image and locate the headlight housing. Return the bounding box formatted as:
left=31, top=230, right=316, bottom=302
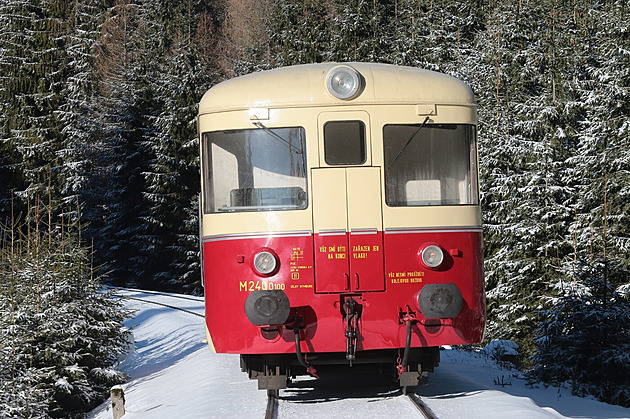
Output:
left=326, top=65, right=363, bottom=100
left=253, top=251, right=278, bottom=276
left=421, top=245, right=444, bottom=269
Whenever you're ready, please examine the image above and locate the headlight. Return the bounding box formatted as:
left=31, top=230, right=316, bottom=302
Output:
left=326, top=65, right=362, bottom=100
left=253, top=251, right=278, bottom=275
left=421, top=245, right=444, bottom=269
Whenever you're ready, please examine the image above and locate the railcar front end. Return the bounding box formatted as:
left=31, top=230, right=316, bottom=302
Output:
left=198, top=63, right=485, bottom=393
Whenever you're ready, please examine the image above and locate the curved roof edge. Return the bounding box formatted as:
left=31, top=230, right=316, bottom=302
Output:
left=199, top=62, right=475, bottom=115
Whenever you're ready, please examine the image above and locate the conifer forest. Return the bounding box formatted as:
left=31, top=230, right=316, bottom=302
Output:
left=1, top=0, right=629, bottom=416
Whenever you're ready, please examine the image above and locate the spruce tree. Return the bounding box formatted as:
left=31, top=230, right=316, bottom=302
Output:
left=478, top=0, right=580, bottom=357
left=0, top=0, right=73, bottom=219
left=87, top=0, right=156, bottom=288
left=533, top=261, right=630, bottom=407
left=56, top=0, right=111, bottom=211
left=328, top=0, right=389, bottom=63
left=0, top=200, right=129, bottom=417
left=268, top=0, right=333, bottom=66
left=140, top=25, right=216, bottom=292
left=568, top=0, right=630, bottom=273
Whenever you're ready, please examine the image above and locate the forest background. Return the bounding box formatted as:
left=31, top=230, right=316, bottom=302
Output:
left=1, top=0, right=629, bottom=415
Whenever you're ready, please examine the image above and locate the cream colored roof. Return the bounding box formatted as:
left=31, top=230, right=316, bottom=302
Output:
left=198, top=62, right=475, bottom=115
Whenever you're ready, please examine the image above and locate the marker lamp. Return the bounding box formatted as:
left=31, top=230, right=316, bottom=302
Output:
left=253, top=251, right=278, bottom=275
left=421, top=245, right=444, bottom=269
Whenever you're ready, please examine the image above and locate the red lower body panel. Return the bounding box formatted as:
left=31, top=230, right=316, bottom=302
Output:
left=203, top=229, right=485, bottom=354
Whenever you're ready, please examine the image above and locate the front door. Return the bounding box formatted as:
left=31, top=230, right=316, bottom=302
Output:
left=312, top=112, right=384, bottom=293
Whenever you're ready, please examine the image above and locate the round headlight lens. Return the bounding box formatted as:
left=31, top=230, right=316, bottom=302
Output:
left=326, top=65, right=362, bottom=100
left=253, top=251, right=278, bottom=275
left=421, top=245, right=444, bottom=268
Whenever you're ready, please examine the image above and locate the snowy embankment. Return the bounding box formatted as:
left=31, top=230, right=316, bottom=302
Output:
left=88, top=290, right=630, bottom=419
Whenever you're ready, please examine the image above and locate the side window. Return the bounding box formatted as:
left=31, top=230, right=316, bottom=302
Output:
left=323, top=120, right=366, bottom=165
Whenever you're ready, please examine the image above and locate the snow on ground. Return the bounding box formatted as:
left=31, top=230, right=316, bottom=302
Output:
left=89, top=290, right=630, bottom=419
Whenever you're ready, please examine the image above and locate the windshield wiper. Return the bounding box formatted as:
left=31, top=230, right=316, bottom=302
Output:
left=387, top=116, right=431, bottom=169
left=252, top=121, right=303, bottom=154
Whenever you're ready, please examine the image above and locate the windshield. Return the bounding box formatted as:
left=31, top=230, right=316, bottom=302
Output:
left=202, top=127, right=307, bottom=213
left=383, top=124, right=478, bottom=207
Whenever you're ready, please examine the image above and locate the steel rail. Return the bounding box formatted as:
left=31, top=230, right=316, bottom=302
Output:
left=103, top=285, right=204, bottom=302
left=407, top=393, right=439, bottom=419
left=264, top=390, right=278, bottom=419
left=109, top=292, right=205, bottom=318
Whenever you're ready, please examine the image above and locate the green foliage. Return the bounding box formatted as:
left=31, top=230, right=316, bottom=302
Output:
left=532, top=261, right=630, bottom=407
left=0, top=200, right=130, bottom=417
left=0, top=0, right=73, bottom=209
left=474, top=0, right=630, bottom=363
left=1, top=0, right=220, bottom=292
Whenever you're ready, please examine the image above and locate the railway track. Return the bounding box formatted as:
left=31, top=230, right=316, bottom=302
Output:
left=103, top=285, right=204, bottom=302
left=105, top=286, right=205, bottom=318
left=263, top=389, right=437, bottom=419
left=407, top=392, right=439, bottom=419
left=264, top=390, right=278, bottom=419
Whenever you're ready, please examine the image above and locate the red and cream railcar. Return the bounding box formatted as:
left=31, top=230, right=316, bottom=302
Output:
left=198, top=63, right=485, bottom=393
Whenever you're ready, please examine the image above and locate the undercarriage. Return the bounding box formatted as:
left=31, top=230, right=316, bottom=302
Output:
left=241, top=346, right=440, bottom=394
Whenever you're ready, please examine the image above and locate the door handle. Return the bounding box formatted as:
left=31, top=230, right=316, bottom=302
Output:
left=354, top=273, right=360, bottom=290
left=344, top=273, right=350, bottom=291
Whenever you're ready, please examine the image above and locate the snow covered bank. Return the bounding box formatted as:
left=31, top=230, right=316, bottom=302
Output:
left=89, top=290, right=630, bottom=418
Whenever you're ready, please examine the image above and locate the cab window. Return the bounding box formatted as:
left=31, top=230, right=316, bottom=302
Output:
left=383, top=124, right=478, bottom=206
left=202, top=127, right=307, bottom=213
